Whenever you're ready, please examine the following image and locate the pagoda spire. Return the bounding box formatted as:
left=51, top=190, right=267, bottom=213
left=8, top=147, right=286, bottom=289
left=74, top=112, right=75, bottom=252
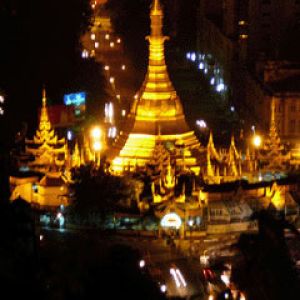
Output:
left=264, top=97, right=284, bottom=153
left=260, top=97, right=289, bottom=170
left=207, top=131, right=220, bottom=160
left=109, top=0, right=200, bottom=172
left=130, top=0, right=185, bottom=121
left=25, top=88, right=66, bottom=172
left=152, top=0, right=162, bottom=14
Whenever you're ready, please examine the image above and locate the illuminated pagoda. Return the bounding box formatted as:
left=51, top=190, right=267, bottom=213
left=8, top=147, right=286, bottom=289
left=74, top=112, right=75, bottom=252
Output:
left=259, top=98, right=290, bottom=170
left=25, top=89, right=66, bottom=172
left=110, top=0, right=200, bottom=172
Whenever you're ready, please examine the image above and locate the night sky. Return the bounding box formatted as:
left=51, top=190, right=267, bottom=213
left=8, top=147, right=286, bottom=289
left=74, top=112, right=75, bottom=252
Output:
left=0, top=0, right=200, bottom=148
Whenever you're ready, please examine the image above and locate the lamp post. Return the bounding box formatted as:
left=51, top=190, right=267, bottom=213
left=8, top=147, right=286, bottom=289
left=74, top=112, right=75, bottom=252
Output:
left=188, top=219, right=194, bottom=255
left=90, top=126, right=102, bottom=167
left=252, top=134, right=262, bottom=172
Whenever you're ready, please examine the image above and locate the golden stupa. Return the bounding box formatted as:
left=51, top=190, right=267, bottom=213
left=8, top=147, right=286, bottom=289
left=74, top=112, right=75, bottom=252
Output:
left=111, top=0, right=200, bottom=172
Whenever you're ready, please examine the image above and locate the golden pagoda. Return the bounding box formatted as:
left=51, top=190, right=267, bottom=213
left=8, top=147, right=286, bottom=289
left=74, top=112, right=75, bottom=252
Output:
left=259, top=98, right=290, bottom=170
left=26, top=89, right=66, bottom=172
left=111, top=0, right=199, bottom=172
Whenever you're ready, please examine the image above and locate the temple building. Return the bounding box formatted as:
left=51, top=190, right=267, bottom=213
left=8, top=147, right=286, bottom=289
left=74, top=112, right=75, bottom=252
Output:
left=25, top=89, right=67, bottom=173
left=109, top=0, right=200, bottom=173
left=10, top=89, right=69, bottom=208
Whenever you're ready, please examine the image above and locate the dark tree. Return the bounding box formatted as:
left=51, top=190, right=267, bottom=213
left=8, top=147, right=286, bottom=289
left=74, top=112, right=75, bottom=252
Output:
left=231, top=210, right=300, bottom=300
left=69, top=165, right=140, bottom=226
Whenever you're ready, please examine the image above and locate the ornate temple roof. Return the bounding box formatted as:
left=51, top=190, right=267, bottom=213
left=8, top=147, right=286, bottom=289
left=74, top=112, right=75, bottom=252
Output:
left=25, top=89, right=66, bottom=171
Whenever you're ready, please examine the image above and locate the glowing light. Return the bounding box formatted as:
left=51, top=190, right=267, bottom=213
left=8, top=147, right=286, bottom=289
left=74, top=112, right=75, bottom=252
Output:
left=122, top=109, right=126, bottom=117
left=176, top=269, right=187, bottom=287
left=139, top=260, right=145, bottom=268
left=134, top=94, right=138, bottom=99
left=210, top=77, right=215, bottom=85
left=204, top=68, right=208, bottom=74
left=240, top=34, right=248, bottom=39
left=40, top=235, right=44, bottom=241
left=220, top=274, right=230, bottom=286
left=200, top=255, right=209, bottom=265
left=95, top=42, right=99, bottom=48
left=208, top=295, right=214, bottom=300
left=64, top=92, right=86, bottom=106
left=230, top=106, right=235, bottom=112
left=188, top=219, right=194, bottom=227
left=105, top=34, right=110, bottom=40
left=117, top=38, right=121, bottom=43
left=0, top=107, right=4, bottom=115
left=252, top=135, right=262, bottom=147
left=239, top=20, right=246, bottom=25
left=240, top=293, right=246, bottom=300
left=170, top=268, right=181, bottom=288
left=91, top=127, right=102, bottom=139
left=81, top=49, right=89, bottom=59
left=91, top=33, right=95, bottom=40
left=121, top=65, right=126, bottom=70
left=116, top=94, right=121, bottom=99
left=191, top=53, right=196, bottom=61
left=196, top=119, right=207, bottom=128
left=186, top=52, right=191, bottom=59
left=160, top=284, right=167, bottom=293
left=216, top=83, right=225, bottom=92
left=224, top=292, right=229, bottom=299
left=93, top=141, right=102, bottom=151
left=161, top=213, right=182, bottom=229
left=110, top=77, right=115, bottom=84
left=198, top=62, right=204, bottom=70
left=104, top=65, right=110, bottom=71
left=0, top=95, right=4, bottom=103
left=108, top=127, right=117, bottom=138
left=110, top=42, right=115, bottom=48
left=56, top=213, right=65, bottom=228
left=67, top=130, right=73, bottom=141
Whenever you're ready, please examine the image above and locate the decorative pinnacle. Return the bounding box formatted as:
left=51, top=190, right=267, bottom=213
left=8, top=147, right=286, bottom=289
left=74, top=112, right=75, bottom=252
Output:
left=151, top=0, right=162, bottom=15
left=42, top=87, right=47, bottom=107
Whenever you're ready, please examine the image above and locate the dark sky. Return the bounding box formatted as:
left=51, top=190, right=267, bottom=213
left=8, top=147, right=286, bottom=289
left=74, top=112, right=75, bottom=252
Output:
left=0, top=0, right=199, bottom=147
left=0, top=0, right=106, bottom=146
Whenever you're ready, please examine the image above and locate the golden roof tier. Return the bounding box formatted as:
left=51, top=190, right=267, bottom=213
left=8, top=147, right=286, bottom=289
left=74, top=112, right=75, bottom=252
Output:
left=110, top=0, right=200, bottom=172
left=25, top=89, right=66, bottom=172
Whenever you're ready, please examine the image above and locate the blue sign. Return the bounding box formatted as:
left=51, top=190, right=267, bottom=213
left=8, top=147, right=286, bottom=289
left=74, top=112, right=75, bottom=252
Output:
left=64, top=92, right=86, bottom=106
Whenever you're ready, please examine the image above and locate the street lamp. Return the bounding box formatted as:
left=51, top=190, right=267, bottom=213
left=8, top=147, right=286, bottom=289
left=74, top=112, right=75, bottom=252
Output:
left=90, top=126, right=102, bottom=166
left=91, top=126, right=102, bottom=139
left=252, top=134, right=262, bottom=148
left=252, top=134, right=262, bottom=172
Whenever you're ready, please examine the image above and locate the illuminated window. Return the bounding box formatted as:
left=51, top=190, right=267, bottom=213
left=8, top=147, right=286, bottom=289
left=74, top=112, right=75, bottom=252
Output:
left=239, top=34, right=248, bottom=39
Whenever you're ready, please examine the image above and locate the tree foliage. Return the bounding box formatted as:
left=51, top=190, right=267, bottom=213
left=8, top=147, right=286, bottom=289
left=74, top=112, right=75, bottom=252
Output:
left=69, top=165, right=141, bottom=225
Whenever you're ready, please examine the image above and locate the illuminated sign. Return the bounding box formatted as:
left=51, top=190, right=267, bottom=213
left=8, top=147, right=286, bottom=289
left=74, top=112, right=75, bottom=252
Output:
left=64, top=92, right=86, bottom=106
left=160, top=213, right=182, bottom=229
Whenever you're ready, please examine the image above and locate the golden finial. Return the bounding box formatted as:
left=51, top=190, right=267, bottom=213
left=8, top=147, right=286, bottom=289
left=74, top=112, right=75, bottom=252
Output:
left=231, top=134, right=235, bottom=146
left=152, top=0, right=162, bottom=13
left=42, top=86, right=47, bottom=107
